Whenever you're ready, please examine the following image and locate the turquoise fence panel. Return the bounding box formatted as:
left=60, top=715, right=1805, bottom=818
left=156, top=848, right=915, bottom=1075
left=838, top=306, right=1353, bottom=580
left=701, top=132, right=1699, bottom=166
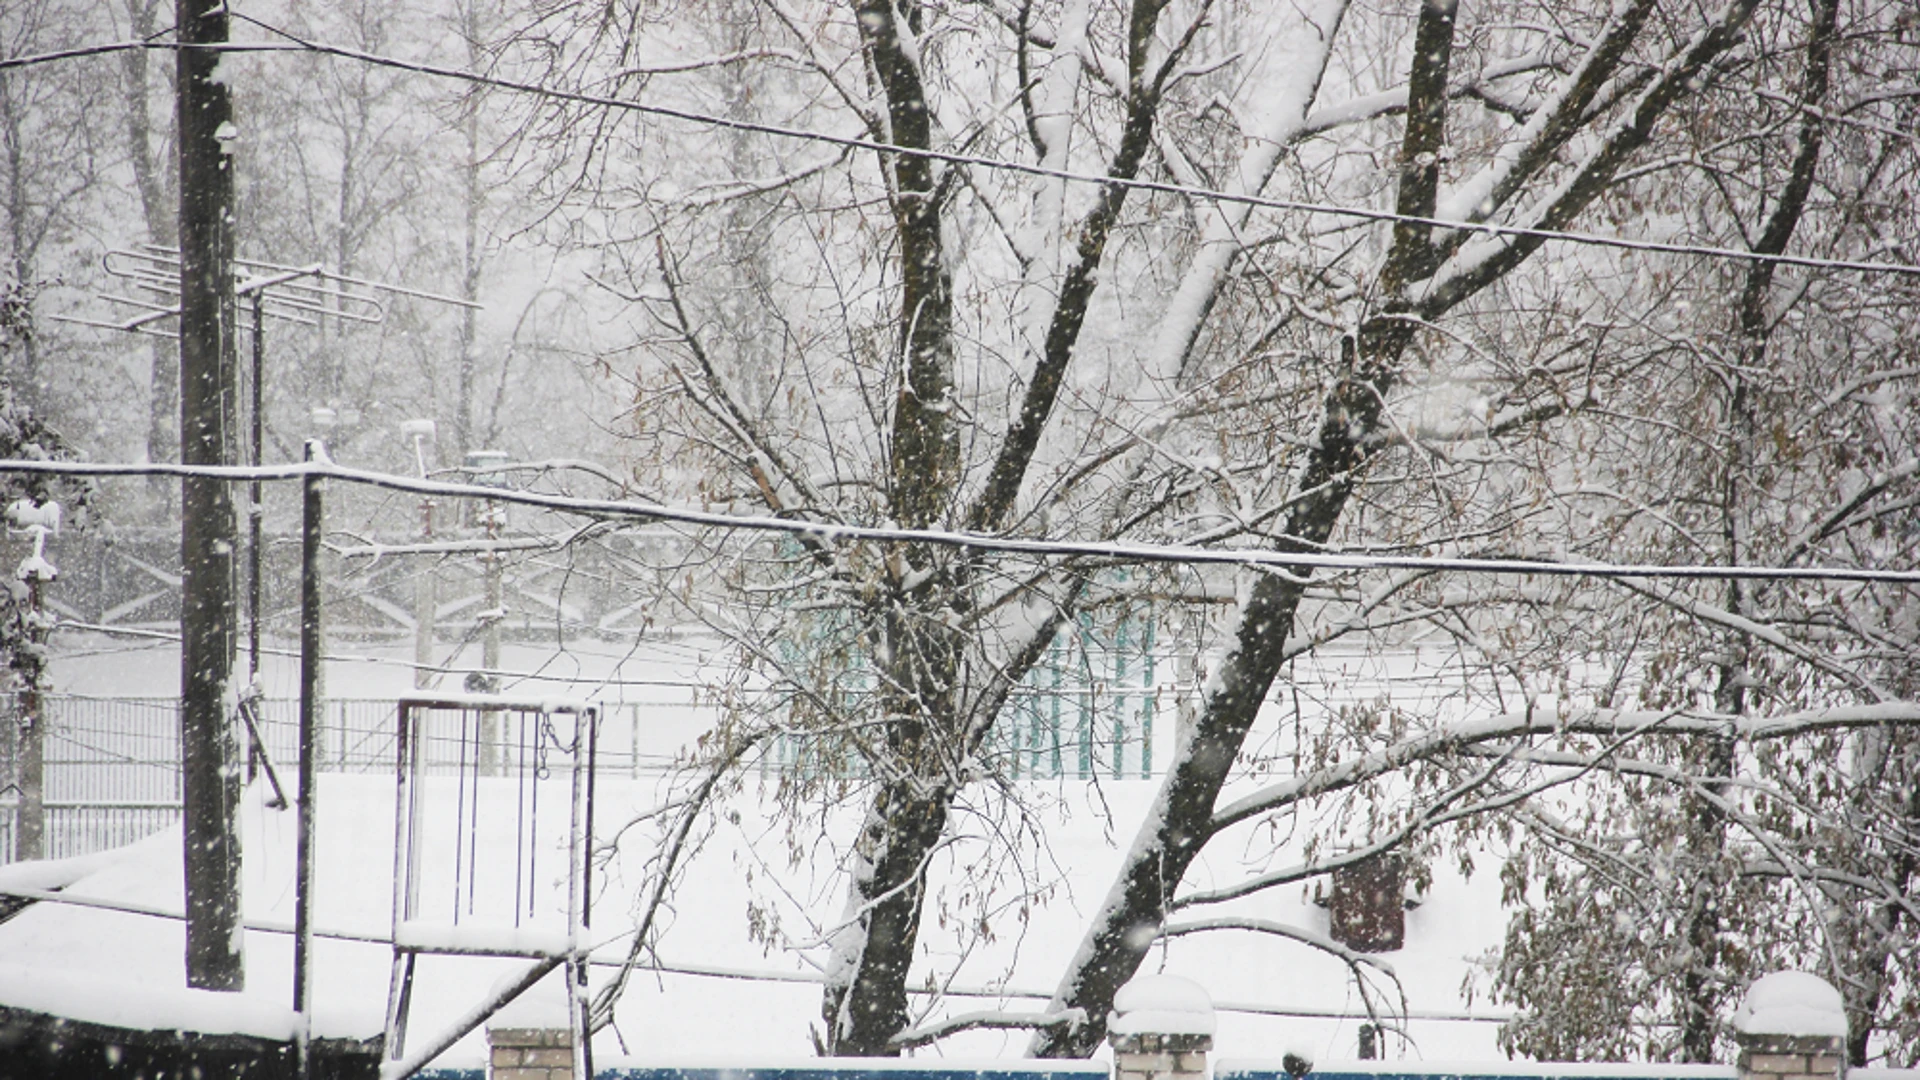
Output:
left=986, top=612, right=1164, bottom=780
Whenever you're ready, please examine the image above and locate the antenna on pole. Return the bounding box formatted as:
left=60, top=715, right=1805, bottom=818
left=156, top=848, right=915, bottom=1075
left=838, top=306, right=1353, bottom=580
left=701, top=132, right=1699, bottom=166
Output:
left=59, top=223, right=484, bottom=1022
left=53, top=244, right=479, bottom=338
left=56, top=244, right=484, bottom=683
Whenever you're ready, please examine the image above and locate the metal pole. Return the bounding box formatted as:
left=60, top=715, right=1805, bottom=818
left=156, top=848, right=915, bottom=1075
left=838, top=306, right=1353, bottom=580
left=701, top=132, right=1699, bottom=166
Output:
left=580, top=708, right=598, bottom=1079
left=566, top=709, right=588, bottom=1080
left=413, top=495, right=435, bottom=689
left=294, top=439, right=324, bottom=1079
left=406, top=424, right=436, bottom=691
left=481, top=499, right=501, bottom=772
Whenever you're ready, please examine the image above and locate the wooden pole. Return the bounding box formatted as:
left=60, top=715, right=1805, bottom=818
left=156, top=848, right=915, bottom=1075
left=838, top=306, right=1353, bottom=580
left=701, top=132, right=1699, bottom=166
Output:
left=176, top=0, right=243, bottom=992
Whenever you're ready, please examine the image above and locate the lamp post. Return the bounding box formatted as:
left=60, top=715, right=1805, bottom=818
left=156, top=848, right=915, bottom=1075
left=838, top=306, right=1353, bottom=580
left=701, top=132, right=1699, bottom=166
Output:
left=466, top=449, right=508, bottom=774
left=403, top=420, right=437, bottom=690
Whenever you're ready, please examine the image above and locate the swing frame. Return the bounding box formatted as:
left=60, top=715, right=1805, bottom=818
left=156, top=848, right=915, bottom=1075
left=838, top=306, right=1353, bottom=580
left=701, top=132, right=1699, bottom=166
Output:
left=379, top=693, right=600, bottom=1080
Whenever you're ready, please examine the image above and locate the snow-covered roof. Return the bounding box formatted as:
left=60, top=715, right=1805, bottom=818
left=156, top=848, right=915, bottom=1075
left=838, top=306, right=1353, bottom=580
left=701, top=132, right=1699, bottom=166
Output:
left=0, top=962, right=301, bottom=1041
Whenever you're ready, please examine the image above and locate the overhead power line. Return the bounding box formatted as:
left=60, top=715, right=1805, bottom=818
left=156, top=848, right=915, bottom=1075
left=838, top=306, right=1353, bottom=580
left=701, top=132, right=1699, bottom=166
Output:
left=4, top=457, right=1916, bottom=586
left=7, top=34, right=1920, bottom=280
left=0, top=883, right=1508, bottom=1025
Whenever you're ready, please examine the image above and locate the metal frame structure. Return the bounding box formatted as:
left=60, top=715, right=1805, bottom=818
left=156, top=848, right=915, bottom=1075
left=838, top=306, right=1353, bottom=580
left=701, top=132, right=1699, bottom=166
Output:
left=380, top=695, right=599, bottom=1080
left=53, top=244, right=481, bottom=689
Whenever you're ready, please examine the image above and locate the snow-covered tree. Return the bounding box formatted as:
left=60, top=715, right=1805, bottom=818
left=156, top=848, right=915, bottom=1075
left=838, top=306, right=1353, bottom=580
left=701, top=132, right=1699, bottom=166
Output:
left=494, top=0, right=1920, bottom=1059
left=1484, top=0, right=1920, bottom=1057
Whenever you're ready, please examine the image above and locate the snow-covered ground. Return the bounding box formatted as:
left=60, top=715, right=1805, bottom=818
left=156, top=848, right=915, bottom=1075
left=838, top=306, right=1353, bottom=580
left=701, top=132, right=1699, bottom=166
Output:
left=2, top=633, right=1514, bottom=1069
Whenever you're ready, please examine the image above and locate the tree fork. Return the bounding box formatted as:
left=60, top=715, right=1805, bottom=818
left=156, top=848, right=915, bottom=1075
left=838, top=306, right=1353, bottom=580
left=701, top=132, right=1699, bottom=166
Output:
left=1028, top=351, right=1392, bottom=1058
left=817, top=0, right=967, bottom=1056
left=1030, top=2, right=1461, bottom=1048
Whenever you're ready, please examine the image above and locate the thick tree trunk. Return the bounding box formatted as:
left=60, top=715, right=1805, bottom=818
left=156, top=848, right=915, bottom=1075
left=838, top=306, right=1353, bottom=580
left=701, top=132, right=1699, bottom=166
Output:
left=176, top=0, right=244, bottom=993
left=14, top=575, right=47, bottom=862
left=453, top=2, right=485, bottom=459
left=1032, top=0, right=1763, bottom=1053
left=1026, top=0, right=1459, bottom=1044
left=1030, top=319, right=1404, bottom=1058
left=122, top=0, right=180, bottom=491
left=818, top=0, right=961, bottom=1054
left=1681, top=3, right=1833, bottom=1055
left=1844, top=747, right=1918, bottom=1065
left=1, top=73, right=38, bottom=404
left=821, top=0, right=1188, bottom=1052
left=821, top=746, right=957, bottom=1053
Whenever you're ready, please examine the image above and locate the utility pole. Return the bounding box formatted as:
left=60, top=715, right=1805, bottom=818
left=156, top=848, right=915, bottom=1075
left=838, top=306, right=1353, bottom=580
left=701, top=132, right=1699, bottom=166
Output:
left=177, top=0, right=244, bottom=992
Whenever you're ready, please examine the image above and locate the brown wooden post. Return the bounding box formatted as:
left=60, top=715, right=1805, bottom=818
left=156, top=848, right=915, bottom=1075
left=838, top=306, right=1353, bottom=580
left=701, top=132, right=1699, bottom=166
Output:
left=1326, top=851, right=1407, bottom=953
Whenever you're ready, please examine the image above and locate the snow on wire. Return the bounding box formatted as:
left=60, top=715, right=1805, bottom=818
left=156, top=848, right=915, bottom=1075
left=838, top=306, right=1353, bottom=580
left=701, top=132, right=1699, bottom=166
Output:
left=3, top=457, right=1917, bottom=586
left=5, top=32, right=1920, bottom=283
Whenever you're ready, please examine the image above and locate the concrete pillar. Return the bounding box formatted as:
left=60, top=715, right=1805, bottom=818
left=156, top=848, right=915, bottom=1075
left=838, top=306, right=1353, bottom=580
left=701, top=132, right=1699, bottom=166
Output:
left=488, top=1027, right=575, bottom=1080
left=1731, top=971, right=1848, bottom=1080
left=1108, top=974, right=1216, bottom=1080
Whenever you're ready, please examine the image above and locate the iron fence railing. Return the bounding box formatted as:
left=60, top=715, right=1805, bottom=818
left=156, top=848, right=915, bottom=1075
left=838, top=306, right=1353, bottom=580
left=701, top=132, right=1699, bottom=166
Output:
left=0, top=695, right=696, bottom=865
left=0, top=680, right=1191, bottom=864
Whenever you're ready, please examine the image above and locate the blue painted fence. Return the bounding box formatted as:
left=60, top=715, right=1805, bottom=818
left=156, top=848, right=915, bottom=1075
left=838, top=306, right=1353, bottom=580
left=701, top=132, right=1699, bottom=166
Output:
left=412, top=1058, right=1920, bottom=1080
left=417, top=1063, right=1111, bottom=1080
left=1217, top=1063, right=1739, bottom=1080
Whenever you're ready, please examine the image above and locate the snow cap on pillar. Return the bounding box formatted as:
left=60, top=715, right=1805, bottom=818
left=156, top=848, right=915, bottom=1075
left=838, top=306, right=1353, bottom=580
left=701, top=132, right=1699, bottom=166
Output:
left=1733, top=971, right=1847, bottom=1039
left=1731, top=971, right=1847, bottom=1080
left=1111, top=974, right=1217, bottom=1038
left=1109, top=975, right=1215, bottom=1080
left=490, top=968, right=572, bottom=1031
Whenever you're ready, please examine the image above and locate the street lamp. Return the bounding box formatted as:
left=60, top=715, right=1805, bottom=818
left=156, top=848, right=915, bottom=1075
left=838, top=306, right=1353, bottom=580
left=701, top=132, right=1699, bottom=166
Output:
left=402, top=420, right=437, bottom=691
left=463, top=448, right=509, bottom=773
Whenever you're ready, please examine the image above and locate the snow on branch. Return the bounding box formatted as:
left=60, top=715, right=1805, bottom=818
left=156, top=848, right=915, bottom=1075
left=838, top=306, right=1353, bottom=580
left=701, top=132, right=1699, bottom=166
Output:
left=589, top=726, right=770, bottom=1032
left=1161, top=917, right=1395, bottom=977
left=1419, top=0, right=1764, bottom=313
left=1209, top=702, right=1920, bottom=834
left=611, top=48, right=806, bottom=78
left=1783, top=456, right=1920, bottom=564
left=1159, top=918, right=1408, bottom=1036
left=1179, top=735, right=1647, bottom=908
left=888, top=1007, right=1089, bottom=1050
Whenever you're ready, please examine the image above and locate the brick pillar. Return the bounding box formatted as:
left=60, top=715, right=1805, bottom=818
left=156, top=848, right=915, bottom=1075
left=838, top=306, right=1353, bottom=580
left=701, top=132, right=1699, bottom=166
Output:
left=1732, top=972, right=1847, bottom=1080
left=1108, top=975, right=1216, bottom=1080
left=489, top=1027, right=575, bottom=1080
left=1736, top=1033, right=1845, bottom=1080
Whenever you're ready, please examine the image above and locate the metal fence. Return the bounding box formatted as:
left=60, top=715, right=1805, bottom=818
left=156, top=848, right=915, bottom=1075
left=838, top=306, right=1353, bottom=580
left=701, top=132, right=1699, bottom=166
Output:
left=0, top=695, right=695, bottom=864
left=0, top=674, right=1186, bottom=864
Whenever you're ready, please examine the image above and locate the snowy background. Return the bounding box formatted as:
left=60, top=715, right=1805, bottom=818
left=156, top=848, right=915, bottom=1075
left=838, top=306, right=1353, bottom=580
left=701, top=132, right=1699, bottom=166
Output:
left=0, top=634, right=1514, bottom=1068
